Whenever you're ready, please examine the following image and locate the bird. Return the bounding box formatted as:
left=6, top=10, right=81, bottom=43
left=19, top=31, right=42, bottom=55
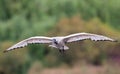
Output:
left=4, top=32, right=116, bottom=53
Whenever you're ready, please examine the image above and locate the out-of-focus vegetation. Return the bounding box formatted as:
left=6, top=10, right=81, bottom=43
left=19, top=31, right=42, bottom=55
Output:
left=0, top=0, right=120, bottom=74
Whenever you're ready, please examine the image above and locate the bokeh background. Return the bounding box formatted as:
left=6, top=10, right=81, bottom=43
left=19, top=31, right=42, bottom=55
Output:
left=0, top=0, right=120, bottom=74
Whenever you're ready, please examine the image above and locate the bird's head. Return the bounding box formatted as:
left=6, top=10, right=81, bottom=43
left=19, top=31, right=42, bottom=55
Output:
left=53, top=39, right=58, bottom=44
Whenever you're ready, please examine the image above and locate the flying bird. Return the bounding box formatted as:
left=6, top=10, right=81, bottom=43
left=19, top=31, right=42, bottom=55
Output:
left=4, top=32, right=116, bottom=53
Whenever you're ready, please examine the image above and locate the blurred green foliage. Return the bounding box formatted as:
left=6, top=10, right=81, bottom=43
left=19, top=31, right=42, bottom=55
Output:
left=0, top=0, right=120, bottom=41
left=0, top=0, right=120, bottom=29
left=0, top=0, right=120, bottom=74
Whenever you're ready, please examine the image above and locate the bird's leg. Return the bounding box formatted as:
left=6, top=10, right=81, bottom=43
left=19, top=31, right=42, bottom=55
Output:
left=59, top=49, right=65, bottom=53
left=62, top=49, right=65, bottom=53
left=59, top=46, right=65, bottom=53
left=59, top=50, right=62, bottom=53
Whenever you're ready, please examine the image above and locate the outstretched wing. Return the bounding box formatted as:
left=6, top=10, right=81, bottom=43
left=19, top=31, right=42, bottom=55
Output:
left=4, top=36, right=52, bottom=52
left=63, top=32, right=116, bottom=43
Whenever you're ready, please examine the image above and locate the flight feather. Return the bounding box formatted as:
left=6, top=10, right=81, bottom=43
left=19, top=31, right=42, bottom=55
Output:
left=4, top=36, right=52, bottom=52
left=64, top=33, right=115, bottom=43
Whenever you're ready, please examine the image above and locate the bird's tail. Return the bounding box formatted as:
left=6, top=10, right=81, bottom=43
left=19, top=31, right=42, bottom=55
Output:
left=64, top=45, right=69, bottom=50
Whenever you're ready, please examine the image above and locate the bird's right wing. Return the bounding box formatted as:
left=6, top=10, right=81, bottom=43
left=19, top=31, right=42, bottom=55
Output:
left=63, top=32, right=116, bottom=43
left=4, top=36, right=52, bottom=52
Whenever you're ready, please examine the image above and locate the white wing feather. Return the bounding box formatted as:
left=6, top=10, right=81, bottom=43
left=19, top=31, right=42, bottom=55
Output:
left=4, top=36, right=52, bottom=52
left=64, top=32, right=115, bottom=43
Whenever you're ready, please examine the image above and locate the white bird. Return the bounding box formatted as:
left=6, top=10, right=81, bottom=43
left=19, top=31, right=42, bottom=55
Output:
left=4, top=32, right=116, bottom=53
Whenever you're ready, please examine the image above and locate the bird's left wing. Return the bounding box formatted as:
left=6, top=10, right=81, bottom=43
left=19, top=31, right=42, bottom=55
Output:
left=4, top=36, right=52, bottom=52
left=63, top=32, right=116, bottom=43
